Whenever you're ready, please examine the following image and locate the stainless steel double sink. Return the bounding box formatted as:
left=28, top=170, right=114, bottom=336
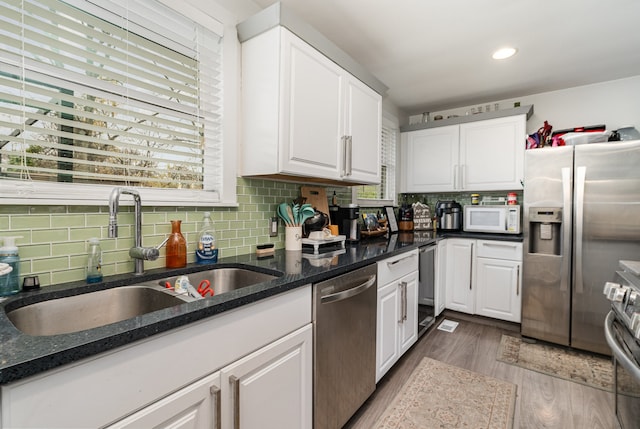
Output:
left=6, top=267, right=280, bottom=336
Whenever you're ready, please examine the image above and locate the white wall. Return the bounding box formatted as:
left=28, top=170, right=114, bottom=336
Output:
left=423, top=76, right=640, bottom=135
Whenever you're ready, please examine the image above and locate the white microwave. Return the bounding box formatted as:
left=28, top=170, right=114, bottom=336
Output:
left=463, top=205, right=521, bottom=234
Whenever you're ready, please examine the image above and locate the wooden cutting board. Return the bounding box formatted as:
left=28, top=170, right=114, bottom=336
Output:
left=300, top=186, right=330, bottom=215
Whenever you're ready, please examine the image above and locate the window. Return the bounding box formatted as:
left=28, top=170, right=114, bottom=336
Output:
left=0, top=0, right=234, bottom=205
left=355, top=115, right=397, bottom=206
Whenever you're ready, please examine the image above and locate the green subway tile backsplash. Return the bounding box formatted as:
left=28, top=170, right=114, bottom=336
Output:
left=0, top=178, right=337, bottom=287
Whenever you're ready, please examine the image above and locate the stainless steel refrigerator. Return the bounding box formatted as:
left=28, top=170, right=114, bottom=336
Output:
left=522, top=140, right=640, bottom=355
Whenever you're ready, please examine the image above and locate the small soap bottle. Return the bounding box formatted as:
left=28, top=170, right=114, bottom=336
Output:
left=166, top=220, right=187, bottom=268
left=196, top=212, right=218, bottom=264
left=86, top=238, right=103, bottom=283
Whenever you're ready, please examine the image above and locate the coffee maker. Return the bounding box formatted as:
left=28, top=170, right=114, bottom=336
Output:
left=435, top=200, right=462, bottom=231
left=334, top=204, right=360, bottom=242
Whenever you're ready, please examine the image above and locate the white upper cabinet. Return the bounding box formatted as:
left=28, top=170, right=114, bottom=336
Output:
left=402, top=125, right=460, bottom=192
left=401, top=110, right=529, bottom=192
left=344, top=76, right=382, bottom=182
left=459, top=115, right=525, bottom=190
left=240, top=26, right=381, bottom=185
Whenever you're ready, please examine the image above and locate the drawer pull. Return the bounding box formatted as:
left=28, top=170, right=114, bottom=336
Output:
left=231, top=375, right=240, bottom=429
left=210, top=385, right=222, bottom=429
left=387, top=254, right=416, bottom=268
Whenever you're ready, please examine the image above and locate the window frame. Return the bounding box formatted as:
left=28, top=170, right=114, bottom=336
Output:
left=354, top=113, right=398, bottom=207
left=0, top=0, right=238, bottom=207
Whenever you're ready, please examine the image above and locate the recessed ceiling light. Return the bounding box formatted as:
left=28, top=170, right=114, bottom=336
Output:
left=492, top=47, right=517, bottom=60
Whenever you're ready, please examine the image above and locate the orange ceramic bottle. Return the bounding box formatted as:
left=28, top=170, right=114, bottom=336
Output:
left=166, top=220, right=187, bottom=268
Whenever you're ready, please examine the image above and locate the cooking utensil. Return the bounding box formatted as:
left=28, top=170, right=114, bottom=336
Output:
left=286, top=205, right=295, bottom=226
left=278, top=203, right=292, bottom=226
left=292, top=204, right=300, bottom=225
left=300, top=204, right=315, bottom=224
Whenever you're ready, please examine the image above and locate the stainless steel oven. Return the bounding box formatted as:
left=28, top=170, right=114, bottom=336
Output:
left=603, top=261, right=640, bottom=429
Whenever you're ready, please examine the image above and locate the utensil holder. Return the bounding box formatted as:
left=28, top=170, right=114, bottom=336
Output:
left=285, top=226, right=302, bottom=251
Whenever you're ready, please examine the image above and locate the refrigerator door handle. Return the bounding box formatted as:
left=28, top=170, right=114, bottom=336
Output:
left=561, top=167, right=572, bottom=292
left=575, top=166, right=586, bottom=294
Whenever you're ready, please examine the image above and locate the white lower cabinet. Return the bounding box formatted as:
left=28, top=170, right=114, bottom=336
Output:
left=475, top=241, right=522, bottom=323
left=376, top=250, right=419, bottom=382
left=108, top=325, right=312, bottom=429
left=107, top=372, right=222, bottom=429
left=219, top=325, right=312, bottom=429
left=444, top=238, right=475, bottom=314
left=444, top=239, right=522, bottom=323
left=1, top=286, right=312, bottom=429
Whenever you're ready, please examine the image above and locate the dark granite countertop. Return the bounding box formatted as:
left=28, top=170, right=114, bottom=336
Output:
left=0, top=230, right=520, bottom=384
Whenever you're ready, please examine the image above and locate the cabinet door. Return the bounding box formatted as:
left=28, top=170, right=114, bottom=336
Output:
left=376, top=281, right=400, bottom=382
left=459, top=115, right=525, bottom=191
left=445, top=239, right=475, bottom=313
left=107, top=372, right=222, bottom=429
left=402, top=125, right=459, bottom=192
left=220, top=324, right=312, bottom=429
left=280, top=30, right=342, bottom=179
left=398, top=271, right=419, bottom=356
left=475, top=258, right=522, bottom=322
left=343, top=76, right=381, bottom=184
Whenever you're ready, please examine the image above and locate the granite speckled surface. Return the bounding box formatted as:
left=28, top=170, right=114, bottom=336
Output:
left=0, top=230, right=520, bottom=384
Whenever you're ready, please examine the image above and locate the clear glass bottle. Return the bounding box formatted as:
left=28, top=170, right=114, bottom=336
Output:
left=166, top=220, right=187, bottom=268
left=0, top=236, right=21, bottom=296
left=196, top=212, right=218, bottom=264
left=86, top=237, right=103, bottom=283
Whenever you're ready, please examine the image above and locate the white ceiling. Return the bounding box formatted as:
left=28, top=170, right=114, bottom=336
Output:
left=251, top=0, right=640, bottom=115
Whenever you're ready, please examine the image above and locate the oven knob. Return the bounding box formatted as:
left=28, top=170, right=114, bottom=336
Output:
left=631, top=312, right=640, bottom=332
left=611, top=286, right=629, bottom=302
left=629, top=291, right=639, bottom=306
left=603, top=281, right=620, bottom=298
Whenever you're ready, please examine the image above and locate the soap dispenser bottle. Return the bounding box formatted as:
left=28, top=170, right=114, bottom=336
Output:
left=0, top=236, right=22, bottom=296
left=196, top=212, right=218, bottom=264
left=86, top=237, right=103, bottom=283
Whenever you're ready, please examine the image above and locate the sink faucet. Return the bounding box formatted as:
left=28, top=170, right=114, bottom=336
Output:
left=108, top=187, right=163, bottom=275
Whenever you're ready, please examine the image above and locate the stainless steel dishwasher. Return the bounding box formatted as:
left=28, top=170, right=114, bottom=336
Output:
left=418, top=243, right=436, bottom=337
left=313, top=264, right=377, bottom=429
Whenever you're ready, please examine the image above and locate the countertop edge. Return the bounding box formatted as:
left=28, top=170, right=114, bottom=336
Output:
left=0, top=231, right=520, bottom=384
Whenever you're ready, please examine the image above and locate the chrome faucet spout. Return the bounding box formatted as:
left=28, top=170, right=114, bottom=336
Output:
left=108, top=187, right=147, bottom=275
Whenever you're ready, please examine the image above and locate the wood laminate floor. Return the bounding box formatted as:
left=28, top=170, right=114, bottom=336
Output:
left=345, top=313, right=615, bottom=429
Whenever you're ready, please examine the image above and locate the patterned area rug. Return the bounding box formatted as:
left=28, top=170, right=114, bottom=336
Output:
left=496, top=334, right=613, bottom=391
left=374, top=357, right=516, bottom=429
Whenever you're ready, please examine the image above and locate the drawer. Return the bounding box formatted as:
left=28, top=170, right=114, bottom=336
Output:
left=476, top=240, right=522, bottom=261
left=377, top=249, right=419, bottom=286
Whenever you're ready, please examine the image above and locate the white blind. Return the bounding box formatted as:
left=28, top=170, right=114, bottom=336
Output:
left=0, top=0, right=223, bottom=198
left=357, top=121, right=396, bottom=200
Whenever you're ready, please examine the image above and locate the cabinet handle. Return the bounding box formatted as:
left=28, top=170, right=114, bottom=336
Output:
left=461, top=164, right=466, bottom=189
left=230, top=375, right=240, bottom=429
left=469, top=243, right=474, bottom=290
left=401, top=281, right=408, bottom=321
left=398, top=282, right=405, bottom=324
left=482, top=241, right=517, bottom=249
left=453, top=165, right=459, bottom=189
left=210, top=385, right=222, bottom=429
left=341, top=136, right=347, bottom=176
left=387, top=253, right=416, bottom=268
left=516, top=264, right=520, bottom=296
left=346, top=135, right=353, bottom=176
